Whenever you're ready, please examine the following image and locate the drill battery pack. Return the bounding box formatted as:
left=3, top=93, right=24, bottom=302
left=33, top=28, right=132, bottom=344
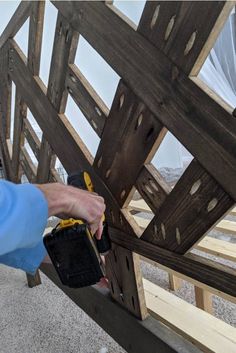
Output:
left=43, top=221, right=105, bottom=288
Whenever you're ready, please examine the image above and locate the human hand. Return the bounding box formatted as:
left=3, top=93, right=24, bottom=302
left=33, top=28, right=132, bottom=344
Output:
left=37, top=183, right=105, bottom=239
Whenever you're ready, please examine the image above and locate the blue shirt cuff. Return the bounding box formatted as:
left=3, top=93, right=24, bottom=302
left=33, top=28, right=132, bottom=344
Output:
left=0, top=240, right=47, bottom=275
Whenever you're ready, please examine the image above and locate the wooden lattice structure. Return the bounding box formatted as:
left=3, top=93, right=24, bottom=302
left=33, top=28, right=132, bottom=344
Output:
left=0, top=1, right=236, bottom=352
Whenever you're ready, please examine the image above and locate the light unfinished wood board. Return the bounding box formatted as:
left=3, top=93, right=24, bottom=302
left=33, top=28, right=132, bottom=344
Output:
left=144, top=279, right=236, bottom=353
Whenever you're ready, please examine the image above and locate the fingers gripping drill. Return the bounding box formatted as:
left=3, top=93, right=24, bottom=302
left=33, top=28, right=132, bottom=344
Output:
left=43, top=171, right=111, bottom=288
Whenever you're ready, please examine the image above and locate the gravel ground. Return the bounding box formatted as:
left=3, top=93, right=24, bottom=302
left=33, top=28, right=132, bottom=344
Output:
left=0, top=265, right=125, bottom=353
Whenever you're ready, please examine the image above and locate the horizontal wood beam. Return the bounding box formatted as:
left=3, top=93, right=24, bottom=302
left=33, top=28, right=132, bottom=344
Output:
left=52, top=1, right=236, bottom=201
left=40, top=263, right=200, bottom=353
left=109, top=227, right=236, bottom=301
left=197, top=236, right=236, bottom=262
left=215, top=220, right=236, bottom=236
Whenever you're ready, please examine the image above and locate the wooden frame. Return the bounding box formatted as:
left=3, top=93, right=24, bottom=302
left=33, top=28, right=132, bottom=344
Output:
left=0, top=1, right=235, bottom=352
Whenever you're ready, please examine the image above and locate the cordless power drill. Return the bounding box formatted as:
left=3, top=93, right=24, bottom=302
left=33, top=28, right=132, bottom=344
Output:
left=43, top=171, right=111, bottom=288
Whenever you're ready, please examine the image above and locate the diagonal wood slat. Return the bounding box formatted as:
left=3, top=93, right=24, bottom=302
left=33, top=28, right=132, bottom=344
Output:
left=53, top=1, right=236, bottom=201
left=94, top=80, right=166, bottom=207
left=138, top=1, right=233, bottom=75
left=141, top=159, right=234, bottom=252
left=1, top=0, right=236, bottom=346
left=37, top=11, right=79, bottom=183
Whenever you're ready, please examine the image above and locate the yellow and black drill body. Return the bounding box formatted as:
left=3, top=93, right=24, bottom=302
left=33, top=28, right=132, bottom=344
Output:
left=43, top=172, right=111, bottom=288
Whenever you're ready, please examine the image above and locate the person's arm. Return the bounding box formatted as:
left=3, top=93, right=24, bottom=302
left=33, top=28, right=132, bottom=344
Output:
left=0, top=180, right=105, bottom=274
left=0, top=180, right=48, bottom=255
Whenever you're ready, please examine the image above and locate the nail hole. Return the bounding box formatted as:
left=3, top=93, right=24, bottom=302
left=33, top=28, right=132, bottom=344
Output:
left=120, top=190, right=126, bottom=199
left=91, top=120, right=98, bottom=130
left=95, top=106, right=102, bottom=116
left=135, top=113, right=143, bottom=130
left=97, top=156, right=102, bottom=168
left=119, top=94, right=125, bottom=109
left=126, top=256, right=130, bottom=271
left=132, top=296, right=135, bottom=310
left=106, top=169, right=111, bottom=178
left=111, top=281, right=114, bottom=294
left=190, top=179, right=201, bottom=195
left=176, top=228, right=181, bottom=244
left=207, top=198, right=218, bottom=212
left=70, top=74, right=76, bottom=83
left=161, top=223, right=166, bottom=240
left=145, top=184, right=153, bottom=194
left=165, top=15, right=176, bottom=40
left=150, top=4, right=160, bottom=29
left=149, top=179, right=159, bottom=192
left=184, top=31, right=197, bottom=56
left=145, top=127, right=154, bottom=142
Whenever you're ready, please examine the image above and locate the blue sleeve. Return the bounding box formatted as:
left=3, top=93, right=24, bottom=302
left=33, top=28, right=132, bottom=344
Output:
left=0, top=180, right=48, bottom=273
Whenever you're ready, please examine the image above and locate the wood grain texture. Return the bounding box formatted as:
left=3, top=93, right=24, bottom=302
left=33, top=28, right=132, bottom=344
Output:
left=66, top=64, right=108, bottom=137
left=23, top=118, right=40, bottom=160
left=141, top=159, right=234, bottom=253
left=20, top=145, right=37, bottom=182
left=135, top=164, right=171, bottom=213
left=12, top=90, right=27, bottom=182
left=144, top=279, right=236, bottom=353
left=110, top=227, right=236, bottom=301
left=52, top=1, right=236, bottom=201
left=106, top=244, right=148, bottom=319
left=94, top=80, right=165, bottom=207
left=138, top=1, right=232, bottom=75
left=37, top=12, right=79, bottom=183
left=28, top=1, right=45, bottom=76
left=9, top=40, right=137, bottom=237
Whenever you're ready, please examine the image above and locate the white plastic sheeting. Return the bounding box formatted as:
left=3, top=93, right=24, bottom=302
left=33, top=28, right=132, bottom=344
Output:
left=156, top=7, right=236, bottom=169
left=199, top=7, right=236, bottom=108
